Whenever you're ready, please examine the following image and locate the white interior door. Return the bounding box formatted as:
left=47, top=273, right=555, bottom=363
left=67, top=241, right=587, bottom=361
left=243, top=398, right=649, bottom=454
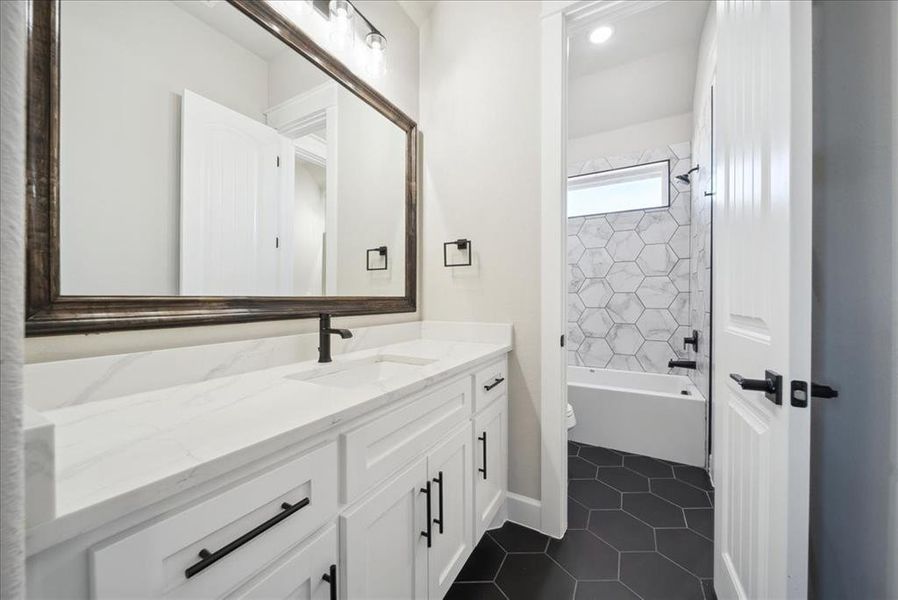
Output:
left=181, top=89, right=293, bottom=296
left=713, top=2, right=812, bottom=599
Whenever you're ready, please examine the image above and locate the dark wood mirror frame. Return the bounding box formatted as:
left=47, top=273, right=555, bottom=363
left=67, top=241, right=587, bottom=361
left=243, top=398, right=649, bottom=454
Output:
left=25, top=0, right=417, bottom=336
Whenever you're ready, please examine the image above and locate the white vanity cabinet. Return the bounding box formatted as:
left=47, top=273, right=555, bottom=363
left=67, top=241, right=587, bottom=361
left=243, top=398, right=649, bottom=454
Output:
left=228, top=525, right=337, bottom=600
left=341, top=456, right=430, bottom=599
left=341, top=420, right=474, bottom=600
left=473, top=394, right=508, bottom=541
left=91, top=442, right=339, bottom=599
left=27, top=352, right=509, bottom=600
left=426, top=422, right=474, bottom=599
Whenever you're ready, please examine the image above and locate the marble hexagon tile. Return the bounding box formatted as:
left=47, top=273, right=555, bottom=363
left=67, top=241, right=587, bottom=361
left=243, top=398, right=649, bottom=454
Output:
left=566, top=142, right=694, bottom=374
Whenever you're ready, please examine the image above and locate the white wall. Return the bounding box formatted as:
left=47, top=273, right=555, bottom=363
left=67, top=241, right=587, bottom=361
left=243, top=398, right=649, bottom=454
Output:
left=420, top=1, right=542, bottom=499
left=59, top=0, right=270, bottom=296
left=292, top=159, right=325, bottom=295
left=810, top=2, right=897, bottom=598
left=27, top=0, right=421, bottom=362
left=268, top=49, right=329, bottom=107
left=335, top=90, right=407, bottom=296
left=567, top=112, right=693, bottom=168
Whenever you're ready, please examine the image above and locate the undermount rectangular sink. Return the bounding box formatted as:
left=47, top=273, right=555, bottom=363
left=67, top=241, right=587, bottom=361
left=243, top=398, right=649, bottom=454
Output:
left=286, top=355, right=437, bottom=388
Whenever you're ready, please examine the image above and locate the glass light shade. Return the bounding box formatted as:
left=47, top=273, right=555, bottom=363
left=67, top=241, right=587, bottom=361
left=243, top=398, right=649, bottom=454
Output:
left=365, top=31, right=386, bottom=76
left=329, top=0, right=355, bottom=50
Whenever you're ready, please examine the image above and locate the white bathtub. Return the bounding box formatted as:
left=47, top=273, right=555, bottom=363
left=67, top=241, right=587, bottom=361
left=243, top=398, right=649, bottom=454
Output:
left=568, top=366, right=707, bottom=467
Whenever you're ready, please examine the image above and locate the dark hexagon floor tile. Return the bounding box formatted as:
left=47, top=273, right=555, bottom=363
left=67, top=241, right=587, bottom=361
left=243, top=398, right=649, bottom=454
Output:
left=489, top=521, right=549, bottom=553
left=568, top=498, right=589, bottom=529
left=624, top=455, right=674, bottom=478
left=620, top=552, right=704, bottom=600
left=652, top=479, right=712, bottom=508
left=579, top=445, right=624, bottom=467
left=547, top=529, right=618, bottom=580
left=496, top=553, right=575, bottom=600
left=685, top=508, right=714, bottom=540
left=445, top=582, right=508, bottom=600
left=569, top=479, right=622, bottom=509
left=575, top=580, right=641, bottom=600
left=568, top=441, right=581, bottom=456
left=622, top=493, right=686, bottom=527
left=596, top=466, right=650, bottom=492
left=701, top=579, right=717, bottom=600
left=569, top=455, right=599, bottom=479
left=674, top=465, right=713, bottom=491
left=588, top=509, right=655, bottom=551
left=656, top=528, right=714, bottom=578
left=456, top=533, right=507, bottom=582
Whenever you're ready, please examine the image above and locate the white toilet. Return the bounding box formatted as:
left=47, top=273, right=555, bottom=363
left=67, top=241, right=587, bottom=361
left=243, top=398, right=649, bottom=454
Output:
left=566, top=403, right=577, bottom=429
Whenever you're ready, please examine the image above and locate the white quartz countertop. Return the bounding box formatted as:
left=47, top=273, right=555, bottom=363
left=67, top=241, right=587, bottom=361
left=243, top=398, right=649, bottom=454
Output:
left=28, top=336, right=510, bottom=552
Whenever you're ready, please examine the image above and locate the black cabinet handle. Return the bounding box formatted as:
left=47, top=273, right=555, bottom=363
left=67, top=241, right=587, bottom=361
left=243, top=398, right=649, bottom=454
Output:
left=420, top=481, right=432, bottom=548
left=322, top=564, right=337, bottom=600
left=484, top=377, right=505, bottom=392
left=478, top=432, right=487, bottom=480
left=433, top=471, right=444, bottom=534
left=730, top=370, right=783, bottom=405
left=185, top=497, right=310, bottom=579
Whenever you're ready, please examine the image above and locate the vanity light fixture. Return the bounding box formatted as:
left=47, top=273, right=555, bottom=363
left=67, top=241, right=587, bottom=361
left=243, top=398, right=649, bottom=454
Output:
left=443, top=239, right=472, bottom=268
left=365, top=31, right=387, bottom=77
left=328, top=0, right=355, bottom=50
left=589, top=25, right=614, bottom=45
left=318, top=0, right=388, bottom=76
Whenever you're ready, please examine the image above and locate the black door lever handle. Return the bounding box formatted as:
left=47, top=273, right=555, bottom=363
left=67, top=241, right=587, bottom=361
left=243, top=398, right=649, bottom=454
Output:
left=730, top=370, right=783, bottom=405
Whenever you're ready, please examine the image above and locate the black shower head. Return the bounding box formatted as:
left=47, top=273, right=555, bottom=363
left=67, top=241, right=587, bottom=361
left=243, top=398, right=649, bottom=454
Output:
left=675, top=165, right=700, bottom=185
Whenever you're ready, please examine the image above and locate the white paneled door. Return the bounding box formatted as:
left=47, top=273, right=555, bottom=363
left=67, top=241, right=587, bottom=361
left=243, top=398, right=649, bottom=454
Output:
left=180, top=90, right=294, bottom=296
left=714, top=1, right=812, bottom=599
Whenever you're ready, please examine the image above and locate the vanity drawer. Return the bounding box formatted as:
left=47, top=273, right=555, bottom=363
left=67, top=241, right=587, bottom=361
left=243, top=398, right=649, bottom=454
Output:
left=474, top=358, right=507, bottom=413
left=91, top=442, right=338, bottom=599
left=226, top=524, right=337, bottom=599
left=343, top=376, right=472, bottom=503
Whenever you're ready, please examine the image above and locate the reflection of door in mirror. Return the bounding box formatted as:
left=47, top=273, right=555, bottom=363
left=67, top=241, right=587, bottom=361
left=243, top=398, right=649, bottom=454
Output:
left=180, top=90, right=293, bottom=296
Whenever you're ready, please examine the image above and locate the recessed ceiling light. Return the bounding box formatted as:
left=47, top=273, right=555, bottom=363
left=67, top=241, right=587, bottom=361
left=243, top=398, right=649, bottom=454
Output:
left=589, top=25, right=614, bottom=45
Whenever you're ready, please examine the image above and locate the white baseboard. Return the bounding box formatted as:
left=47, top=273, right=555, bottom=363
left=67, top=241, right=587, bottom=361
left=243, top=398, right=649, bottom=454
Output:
left=506, top=492, right=541, bottom=531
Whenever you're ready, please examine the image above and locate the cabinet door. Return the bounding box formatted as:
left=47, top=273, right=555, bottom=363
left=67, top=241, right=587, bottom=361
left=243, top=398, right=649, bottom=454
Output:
left=426, top=422, right=474, bottom=600
left=341, top=457, right=429, bottom=600
left=473, top=395, right=508, bottom=540
left=227, top=525, right=336, bottom=600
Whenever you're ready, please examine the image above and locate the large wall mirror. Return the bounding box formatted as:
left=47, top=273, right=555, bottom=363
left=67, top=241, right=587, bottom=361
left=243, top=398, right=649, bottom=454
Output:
left=26, top=0, right=417, bottom=335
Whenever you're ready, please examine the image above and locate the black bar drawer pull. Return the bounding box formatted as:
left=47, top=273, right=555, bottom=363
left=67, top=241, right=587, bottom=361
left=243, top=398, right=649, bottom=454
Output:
left=420, top=481, right=432, bottom=548
left=433, top=471, right=444, bottom=534
left=478, top=432, right=487, bottom=480
left=322, top=564, right=337, bottom=600
left=185, top=497, right=310, bottom=579
left=484, top=377, right=505, bottom=392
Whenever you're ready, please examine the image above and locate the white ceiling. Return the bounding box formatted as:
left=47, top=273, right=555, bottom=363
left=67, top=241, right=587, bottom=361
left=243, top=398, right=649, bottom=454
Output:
left=568, top=1, right=710, bottom=140
left=568, top=1, right=710, bottom=79
left=173, top=0, right=288, bottom=61
left=397, top=0, right=437, bottom=27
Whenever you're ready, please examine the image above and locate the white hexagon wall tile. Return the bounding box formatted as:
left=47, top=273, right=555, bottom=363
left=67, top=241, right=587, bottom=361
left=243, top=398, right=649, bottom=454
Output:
left=564, top=141, right=711, bottom=375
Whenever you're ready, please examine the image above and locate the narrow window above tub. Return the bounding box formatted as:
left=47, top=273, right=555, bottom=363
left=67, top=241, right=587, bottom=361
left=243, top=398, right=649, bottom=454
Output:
left=567, top=160, right=670, bottom=217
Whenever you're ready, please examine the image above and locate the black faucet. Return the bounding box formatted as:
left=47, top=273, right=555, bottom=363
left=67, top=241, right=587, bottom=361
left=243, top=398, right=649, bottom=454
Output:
left=318, top=314, right=353, bottom=363
left=668, top=359, right=697, bottom=370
